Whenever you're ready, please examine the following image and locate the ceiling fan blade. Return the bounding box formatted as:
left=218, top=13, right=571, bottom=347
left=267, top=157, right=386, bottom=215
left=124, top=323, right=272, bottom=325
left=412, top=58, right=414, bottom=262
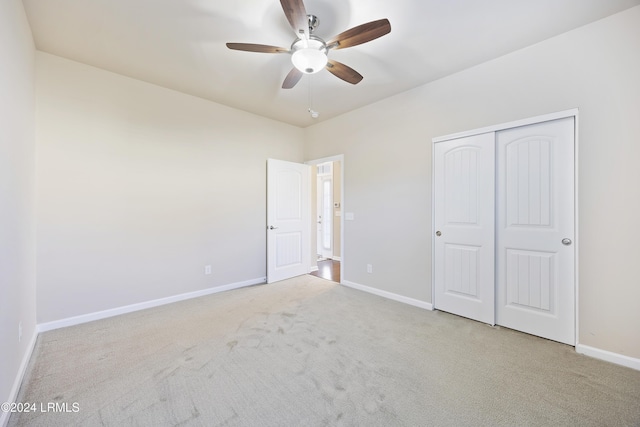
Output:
left=282, top=68, right=303, bottom=89
left=226, top=43, right=289, bottom=53
left=326, top=60, right=363, bottom=85
left=280, top=0, right=309, bottom=40
left=327, top=18, right=391, bottom=50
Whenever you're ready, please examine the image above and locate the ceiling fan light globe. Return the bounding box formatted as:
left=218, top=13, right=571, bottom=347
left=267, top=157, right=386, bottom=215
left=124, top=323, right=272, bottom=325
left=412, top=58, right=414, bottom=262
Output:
left=292, top=49, right=328, bottom=74
left=290, top=36, right=328, bottom=74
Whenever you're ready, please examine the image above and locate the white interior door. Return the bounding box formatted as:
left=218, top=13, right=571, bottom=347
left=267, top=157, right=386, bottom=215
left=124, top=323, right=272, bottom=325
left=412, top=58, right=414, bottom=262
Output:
left=434, top=132, right=496, bottom=324
left=267, top=159, right=310, bottom=283
left=496, top=117, right=575, bottom=345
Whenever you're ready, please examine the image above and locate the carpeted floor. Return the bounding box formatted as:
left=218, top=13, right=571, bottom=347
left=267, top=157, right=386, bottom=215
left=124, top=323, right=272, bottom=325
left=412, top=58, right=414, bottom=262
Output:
left=9, top=275, right=640, bottom=426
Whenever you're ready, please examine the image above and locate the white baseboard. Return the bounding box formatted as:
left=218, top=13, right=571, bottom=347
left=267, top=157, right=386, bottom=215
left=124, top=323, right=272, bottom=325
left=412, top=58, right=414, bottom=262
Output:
left=342, top=280, right=433, bottom=311
left=331, top=256, right=342, bottom=262
left=1, top=329, right=38, bottom=427
left=576, top=344, right=640, bottom=371
left=310, top=266, right=319, bottom=272
left=340, top=282, right=640, bottom=372
left=38, top=277, right=266, bottom=333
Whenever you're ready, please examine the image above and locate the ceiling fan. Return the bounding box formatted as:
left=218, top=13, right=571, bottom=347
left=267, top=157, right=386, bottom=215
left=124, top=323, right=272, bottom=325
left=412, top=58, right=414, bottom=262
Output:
left=226, top=0, right=391, bottom=89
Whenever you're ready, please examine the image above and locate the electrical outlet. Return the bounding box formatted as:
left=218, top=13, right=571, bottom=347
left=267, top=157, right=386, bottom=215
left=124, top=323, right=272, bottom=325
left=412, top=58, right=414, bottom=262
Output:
left=18, top=321, right=22, bottom=342
left=205, top=265, right=212, bottom=275
left=367, top=264, right=373, bottom=274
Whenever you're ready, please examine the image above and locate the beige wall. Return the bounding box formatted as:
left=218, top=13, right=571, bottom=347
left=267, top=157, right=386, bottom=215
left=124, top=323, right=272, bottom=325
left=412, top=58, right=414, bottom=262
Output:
left=35, top=53, right=304, bottom=323
left=0, top=0, right=37, bottom=412
left=304, top=6, right=640, bottom=358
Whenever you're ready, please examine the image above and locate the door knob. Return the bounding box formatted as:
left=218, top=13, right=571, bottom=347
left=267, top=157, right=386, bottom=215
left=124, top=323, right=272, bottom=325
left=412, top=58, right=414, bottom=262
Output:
left=436, top=231, right=442, bottom=237
left=268, top=225, right=278, bottom=230
left=562, top=238, right=572, bottom=246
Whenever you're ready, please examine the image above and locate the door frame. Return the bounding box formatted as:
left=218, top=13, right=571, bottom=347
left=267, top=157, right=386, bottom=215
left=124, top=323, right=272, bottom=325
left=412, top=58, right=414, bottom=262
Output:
left=306, top=154, right=345, bottom=284
left=431, top=108, right=579, bottom=345
left=316, top=166, right=334, bottom=259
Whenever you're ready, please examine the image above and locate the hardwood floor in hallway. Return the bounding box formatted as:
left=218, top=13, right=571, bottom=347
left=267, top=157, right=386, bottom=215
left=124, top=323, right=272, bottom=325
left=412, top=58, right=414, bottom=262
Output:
left=310, top=259, right=340, bottom=283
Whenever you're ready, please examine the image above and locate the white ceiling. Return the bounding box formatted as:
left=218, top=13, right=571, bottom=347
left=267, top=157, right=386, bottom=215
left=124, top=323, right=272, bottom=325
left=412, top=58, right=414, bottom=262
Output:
left=23, top=0, right=640, bottom=127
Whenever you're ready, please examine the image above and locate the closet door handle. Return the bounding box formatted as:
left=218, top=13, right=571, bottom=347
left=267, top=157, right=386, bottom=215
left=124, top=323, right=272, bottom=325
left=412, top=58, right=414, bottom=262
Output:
left=562, top=238, right=572, bottom=246
left=436, top=231, right=442, bottom=237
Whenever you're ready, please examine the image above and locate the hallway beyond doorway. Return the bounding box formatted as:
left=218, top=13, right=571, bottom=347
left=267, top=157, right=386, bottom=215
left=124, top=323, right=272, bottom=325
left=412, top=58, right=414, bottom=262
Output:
left=310, top=259, right=340, bottom=283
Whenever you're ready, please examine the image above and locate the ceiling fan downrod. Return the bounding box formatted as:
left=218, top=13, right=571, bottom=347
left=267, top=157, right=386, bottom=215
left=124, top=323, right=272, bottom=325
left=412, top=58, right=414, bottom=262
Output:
left=307, top=15, right=320, bottom=34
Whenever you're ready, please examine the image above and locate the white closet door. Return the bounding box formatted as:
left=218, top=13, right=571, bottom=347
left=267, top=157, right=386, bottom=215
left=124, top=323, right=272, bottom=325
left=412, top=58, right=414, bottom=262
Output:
left=496, top=117, right=575, bottom=345
left=434, top=133, right=495, bottom=324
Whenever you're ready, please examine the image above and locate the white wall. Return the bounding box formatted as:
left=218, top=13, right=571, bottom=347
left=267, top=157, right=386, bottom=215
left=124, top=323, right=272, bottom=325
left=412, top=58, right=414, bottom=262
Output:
left=0, top=0, right=37, bottom=417
left=36, top=53, right=304, bottom=323
left=305, top=6, right=640, bottom=359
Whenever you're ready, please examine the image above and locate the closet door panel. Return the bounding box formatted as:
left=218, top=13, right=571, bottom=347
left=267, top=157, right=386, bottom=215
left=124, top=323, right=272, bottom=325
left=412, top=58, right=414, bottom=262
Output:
left=496, top=117, right=575, bottom=345
left=434, top=133, right=495, bottom=324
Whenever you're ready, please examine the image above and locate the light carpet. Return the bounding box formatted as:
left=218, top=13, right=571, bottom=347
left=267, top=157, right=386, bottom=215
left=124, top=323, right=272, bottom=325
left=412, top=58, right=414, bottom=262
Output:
left=9, top=275, right=640, bottom=426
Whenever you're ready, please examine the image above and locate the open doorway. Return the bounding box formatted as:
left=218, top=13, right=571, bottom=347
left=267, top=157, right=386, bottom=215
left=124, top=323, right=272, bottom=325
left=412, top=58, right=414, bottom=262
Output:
left=316, top=161, right=335, bottom=260
left=306, top=155, right=344, bottom=283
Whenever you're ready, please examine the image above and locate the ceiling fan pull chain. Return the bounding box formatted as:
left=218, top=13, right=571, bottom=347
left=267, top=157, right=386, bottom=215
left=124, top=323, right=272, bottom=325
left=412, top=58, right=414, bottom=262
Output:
left=308, top=75, right=318, bottom=119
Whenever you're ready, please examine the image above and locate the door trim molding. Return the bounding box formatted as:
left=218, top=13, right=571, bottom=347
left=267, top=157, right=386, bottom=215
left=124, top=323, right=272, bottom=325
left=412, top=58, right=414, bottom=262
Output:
left=433, top=108, right=579, bottom=143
